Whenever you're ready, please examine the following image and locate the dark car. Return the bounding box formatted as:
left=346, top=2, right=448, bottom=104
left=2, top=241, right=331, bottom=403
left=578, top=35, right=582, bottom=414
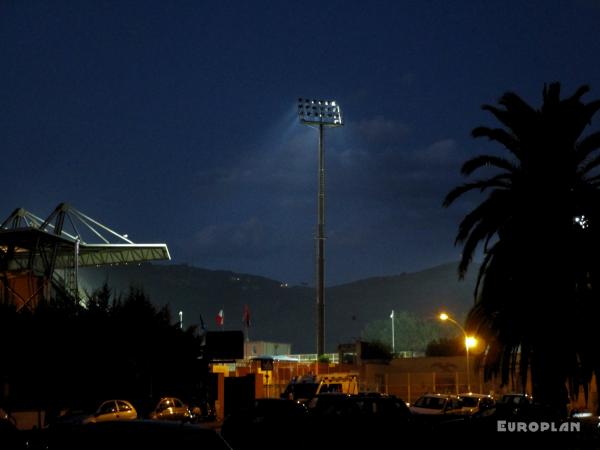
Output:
left=221, top=398, right=308, bottom=450
left=495, top=393, right=534, bottom=418
left=23, top=419, right=231, bottom=450
left=49, top=407, right=96, bottom=427
left=307, top=393, right=412, bottom=446
left=0, top=409, right=25, bottom=450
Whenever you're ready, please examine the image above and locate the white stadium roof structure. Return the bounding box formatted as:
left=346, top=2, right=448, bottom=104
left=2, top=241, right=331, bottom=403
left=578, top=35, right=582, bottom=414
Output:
left=0, top=203, right=170, bottom=308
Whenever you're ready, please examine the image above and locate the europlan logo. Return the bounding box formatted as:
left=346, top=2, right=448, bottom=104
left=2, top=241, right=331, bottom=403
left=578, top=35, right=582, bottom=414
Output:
left=497, top=420, right=581, bottom=433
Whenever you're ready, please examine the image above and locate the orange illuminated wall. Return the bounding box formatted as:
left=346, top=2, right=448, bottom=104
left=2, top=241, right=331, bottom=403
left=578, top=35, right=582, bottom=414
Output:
left=1, top=272, right=46, bottom=311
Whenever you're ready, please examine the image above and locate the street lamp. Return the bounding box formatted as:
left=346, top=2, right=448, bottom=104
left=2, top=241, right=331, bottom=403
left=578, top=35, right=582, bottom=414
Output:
left=439, top=312, right=477, bottom=392
left=297, top=98, right=343, bottom=357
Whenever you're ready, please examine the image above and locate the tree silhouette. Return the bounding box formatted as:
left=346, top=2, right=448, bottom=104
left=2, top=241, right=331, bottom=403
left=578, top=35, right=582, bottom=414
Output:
left=0, top=284, right=205, bottom=418
left=361, top=310, right=451, bottom=352
left=444, top=83, right=600, bottom=414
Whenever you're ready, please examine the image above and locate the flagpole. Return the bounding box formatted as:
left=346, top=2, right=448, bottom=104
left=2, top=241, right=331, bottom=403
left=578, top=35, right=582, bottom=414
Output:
left=390, top=310, right=395, bottom=355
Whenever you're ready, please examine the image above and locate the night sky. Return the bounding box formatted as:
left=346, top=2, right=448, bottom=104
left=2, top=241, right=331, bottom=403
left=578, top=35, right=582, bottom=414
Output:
left=2, top=1, right=600, bottom=285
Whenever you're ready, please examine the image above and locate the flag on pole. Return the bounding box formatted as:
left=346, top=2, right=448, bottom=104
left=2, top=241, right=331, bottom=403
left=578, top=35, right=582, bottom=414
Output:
left=216, top=309, right=224, bottom=326
left=243, top=304, right=251, bottom=327
left=390, top=310, right=394, bottom=319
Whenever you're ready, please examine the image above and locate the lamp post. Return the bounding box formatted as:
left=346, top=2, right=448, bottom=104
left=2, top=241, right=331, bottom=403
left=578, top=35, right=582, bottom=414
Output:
left=439, top=312, right=477, bottom=392
left=297, top=98, right=343, bottom=357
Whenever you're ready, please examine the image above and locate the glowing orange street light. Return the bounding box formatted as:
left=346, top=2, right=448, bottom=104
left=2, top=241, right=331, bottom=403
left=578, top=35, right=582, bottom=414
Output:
left=439, top=312, right=477, bottom=392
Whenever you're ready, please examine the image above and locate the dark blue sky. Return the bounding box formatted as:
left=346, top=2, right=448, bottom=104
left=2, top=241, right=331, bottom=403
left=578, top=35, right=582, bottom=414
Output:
left=2, top=1, right=600, bottom=285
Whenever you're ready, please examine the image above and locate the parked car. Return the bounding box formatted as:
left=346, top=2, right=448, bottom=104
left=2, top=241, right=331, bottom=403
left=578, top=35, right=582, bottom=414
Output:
left=23, top=419, right=232, bottom=450
left=50, top=408, right=95, bottom=427
left=495, top=393, right=533, bottom=418
left=307, top=392, right=361, bottom=417
left=149, top=397, right=192, bottom=422
left=458, top=393, right=495, bottom=415
left=353, top=393, right=412, bottom=427
left=499, top=392, right=533, bottom=405
left=221, top=398, right=308, bottom=450
left=0, top=408, right=25, bottom=449
left=82, top=400, right=137, bottom=424
left=409, top=393, right=463, bottom=416
left=306, top=393, right=413, bottom=445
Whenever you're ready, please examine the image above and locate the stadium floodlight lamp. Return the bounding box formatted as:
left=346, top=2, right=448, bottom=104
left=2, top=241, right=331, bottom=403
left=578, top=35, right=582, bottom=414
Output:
left=297, top=98, right=343, bottom=127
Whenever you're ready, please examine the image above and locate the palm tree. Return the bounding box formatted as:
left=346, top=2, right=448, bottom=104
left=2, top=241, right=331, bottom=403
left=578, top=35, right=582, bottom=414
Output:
left=444, top=83, right=600, bottom=413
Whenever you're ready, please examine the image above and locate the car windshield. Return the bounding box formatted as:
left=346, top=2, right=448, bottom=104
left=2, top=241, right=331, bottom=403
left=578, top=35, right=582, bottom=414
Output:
left=414, top=396, right=445, bottom=409
left=502, top=395, right=527, bottom=404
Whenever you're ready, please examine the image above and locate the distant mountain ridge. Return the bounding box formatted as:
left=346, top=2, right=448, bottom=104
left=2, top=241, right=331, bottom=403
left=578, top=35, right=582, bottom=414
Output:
left=80, top=262, right=478, bottom=353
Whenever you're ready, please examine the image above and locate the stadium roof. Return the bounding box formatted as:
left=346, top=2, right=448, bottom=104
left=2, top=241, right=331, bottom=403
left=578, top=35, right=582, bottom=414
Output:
left=0, top=204, right=170, bottom=268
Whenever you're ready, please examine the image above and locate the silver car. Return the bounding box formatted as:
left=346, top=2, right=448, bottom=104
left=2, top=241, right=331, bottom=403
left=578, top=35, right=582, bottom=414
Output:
left=82, top=400, right=138, bottom=424
left=149, top=397, right=192, bottom=422
left=409, top=393, right=463, bottom=415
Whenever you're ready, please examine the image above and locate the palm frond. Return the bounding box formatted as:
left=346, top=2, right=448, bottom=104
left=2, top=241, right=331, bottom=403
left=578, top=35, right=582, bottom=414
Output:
left=575, top=131, right=600, bottom=163
left=499, top=92, right=537, bottom=121
left=519, top=342, right=532, bottom=390
left=443, top=175, right=511, bottom=207
left=481, top=105, right=523, bottom=139
left=455, top=191, right=509, bottom=244
left=461, top=154, right=518, bottom=176
left=585, top=174, right=600, bottom=185
left=578, top=153, right=600, bottom=177
left=570, top=85, right=591, bottom=103
left=458, top=216, right=500, bottom=278
left=471, top=126, right=522, bottom=158
left=473, top=241, right=500, bottom=298
left=542, top=82, right=562, bottom=109
left=584, top=100, right=600, bottom=124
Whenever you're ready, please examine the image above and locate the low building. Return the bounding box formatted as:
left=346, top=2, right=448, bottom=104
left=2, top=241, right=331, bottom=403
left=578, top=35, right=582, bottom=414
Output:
left=244, top=341, right=291, bottom=359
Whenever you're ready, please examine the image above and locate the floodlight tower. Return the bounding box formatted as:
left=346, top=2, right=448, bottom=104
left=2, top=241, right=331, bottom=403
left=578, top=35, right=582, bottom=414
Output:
left=297, top=98, right=343, bottom=357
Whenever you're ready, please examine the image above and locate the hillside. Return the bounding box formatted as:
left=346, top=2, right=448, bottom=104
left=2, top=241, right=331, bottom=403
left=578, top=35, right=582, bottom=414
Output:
left=79, top=262, right=478, bottom=353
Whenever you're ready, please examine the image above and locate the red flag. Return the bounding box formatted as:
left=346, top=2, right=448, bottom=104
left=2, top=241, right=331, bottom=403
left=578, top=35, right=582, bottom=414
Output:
left=243, top=304, right=251, bottom=327
left=216, top=309, right=224, bottom=326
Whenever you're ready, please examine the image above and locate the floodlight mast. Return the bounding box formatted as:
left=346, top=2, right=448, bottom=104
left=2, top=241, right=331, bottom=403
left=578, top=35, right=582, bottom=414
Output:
left=297, top=98, right=343, bottom=357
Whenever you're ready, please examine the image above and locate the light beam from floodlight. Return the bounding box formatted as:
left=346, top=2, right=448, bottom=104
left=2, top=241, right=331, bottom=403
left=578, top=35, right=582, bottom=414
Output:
left=297, top=97, right=343, bottom=357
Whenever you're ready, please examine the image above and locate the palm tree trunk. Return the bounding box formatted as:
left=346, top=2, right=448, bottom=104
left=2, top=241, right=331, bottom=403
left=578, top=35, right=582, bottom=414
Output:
left=530, top=338, right=569, bottom=418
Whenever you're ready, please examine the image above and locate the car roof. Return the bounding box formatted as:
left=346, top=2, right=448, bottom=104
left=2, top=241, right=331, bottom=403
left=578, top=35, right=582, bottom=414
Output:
left=315, top=392, right=352, bottom=397
left=418, top=393, right=459, bottom=399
